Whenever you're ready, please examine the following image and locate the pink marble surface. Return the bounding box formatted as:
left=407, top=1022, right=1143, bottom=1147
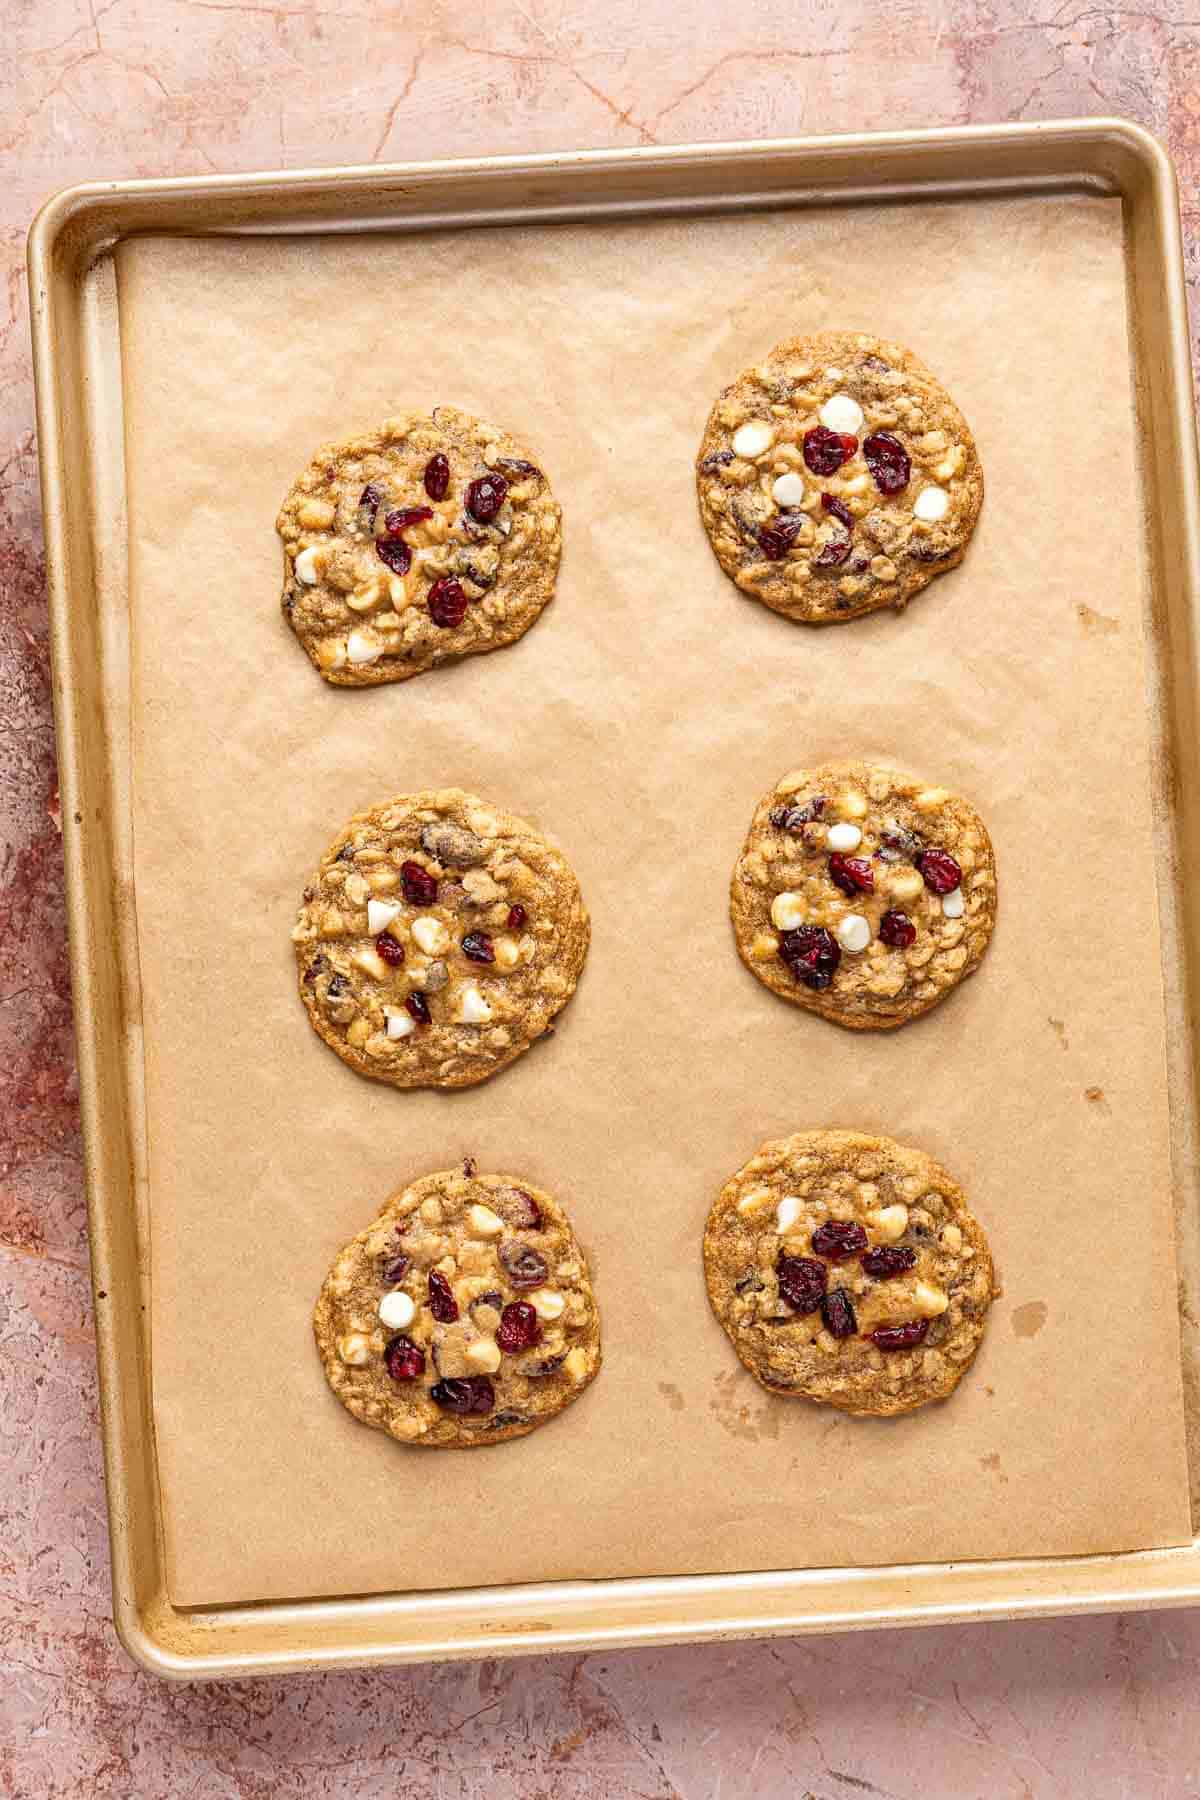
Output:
left=3, top=4, right=1200, bottom=1794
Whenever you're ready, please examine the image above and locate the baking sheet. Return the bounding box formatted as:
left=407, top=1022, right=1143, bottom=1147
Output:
left=116, top=195, right=1192, bottom=1609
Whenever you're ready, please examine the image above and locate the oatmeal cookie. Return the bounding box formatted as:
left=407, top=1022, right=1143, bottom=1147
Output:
left=315, top=1168, right=601, bottom=1447
left=704, top=1130, right=994, bottom=1416
left=277, top=406, right=562, bottom=684
left=731, top=758, right=996, bottom=1030
left=293, top=788, right=589, bottom=1089
left=696, top=331, right=983, bottom=623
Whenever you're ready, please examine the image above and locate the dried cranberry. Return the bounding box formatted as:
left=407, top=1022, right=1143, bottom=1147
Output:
left=506, top=904, right=527, bottom=930
left=428, top=576, right=468, bottom=629
left=811, top=1220, right=868, bottom=1259
left=776, top=1255, right=827, bottom=1315
left=494, top=456, right=541, bottom=481
left=461, top=930, right=495, bottom=964
left=879, top=823, right=923, bottom=862
left=376, top=537, right=412, bottom=575
left=375, top=932, right=404, bottom=966
left=385, top=505, right=434, bottom=534
left=872, top=1320, right=929, bottom=1352
left=862, top=1245, right=917, bottom=1278
left=303, top=954, right=328, bottom=987
left=814, top=531, right=852, bottom=568
left=779, top=925, right=840, bottom=991
left=465, top=474, right=508, bottom=522
left=499, top=1187, right=542, bottom=1229
left=916, top=849, right=962, bottom=895
left=499, top=1241, right=548, bottom=1289
left=496, top=1301, right=542, bottom=1353
left=700, top=449, right=734, bottom=472
left=828, top=853, right=875, bottom=896
left=400, top=859, right=438, bottom=905
left=878, top=909, right=917, bottom=948
left=428, top=1269, right=458, bottom=1322
left=758, top=513, right=807, bottom=561
left=821, top=1288, right=858, bottom=1338
left=358, top=482, right=384, bottom=533
left=404, top=990, right=431, bottom=1026
left=431, top=1376, right=494, bottom=1415
left=821, top=492, right=855, bottom=532
left=382, top=1252, right=410, bottom=1284
left=803, top=426, right=857, bottom=475
left=470, top=1290, right=504, bottom=1323
left=423, top=453, right=450, bottom=501
left=528, top=1352, right=566, bottom=1378
left=384, top=1334, right=425, bottom=1380
left=863, top=433, right=911, bottom=495
left=769, top=795, right=826, bottom=831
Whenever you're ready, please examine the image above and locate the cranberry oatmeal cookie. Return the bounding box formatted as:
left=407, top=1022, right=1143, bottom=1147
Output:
left=315, top=1168, right=601, bottom=1447
left=277, top=406, right=562, bottom=684
left=696, top=331, right=983, bottom=623
left=731, top=758, right=997, bottom=1030
left=705, top=1131, right=994, bottom=1417
left=293, top=788, right=589, bottom=1089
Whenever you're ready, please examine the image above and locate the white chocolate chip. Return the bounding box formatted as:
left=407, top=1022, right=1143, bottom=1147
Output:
left=351, top=946, right=391, bottom=981
left=914, top=485, right=950, bottom=523
left=914, top=787, right=950, bottom=812
left=770, top=891, right=806, bottom=931
left=836, top=789, right=868, bottom=821
left=294, top=545, right=325, bottom=585
left=836, top=913, right=871, bottom=954
left=771, top=472, right=806, bottom=508
left=887, top=867, right=924, bottom=903
left=941, top=887, right=965, bottom=919
left=529, top=1287, right=565, bottom=1321
left=337, top=1332, right=372, bottom=1366
left=454, top=985, right=492, bottom=1024
left=819, top=392, right=864, bottom=436
left=737, top=1187, right=774, bottom=1217
left=468, top=1203, right=504, bottom=1238
left=826, top=822, right=862, bottom=852
left=297, top=498, right=336, bottom=530
left=564, top=1346, right=589, bottom=1382
left=367, top=899, right=402, bottom=935
left=912, top=1280, right=950, bottom=1318
left=940, top=1223, right=963, bottom=1251
left=732, top=420, right=775, bottom=458
left=385, top=1007, right=415, bottom=1040
left=465, top=1338, right=502, bottom=1374
left=867, top=1203, right=909, bottom=1242
left=411, top=915, right=449, bottom=955
left=315, top=638, right=347, bottom=672
left=377, top=1289, right=415, bottom=1329
left=776, top=1194, right=803, bottom=1234
left=493, top=935, right=520, bottom=970
left=346, top=630, right=381, bottom=666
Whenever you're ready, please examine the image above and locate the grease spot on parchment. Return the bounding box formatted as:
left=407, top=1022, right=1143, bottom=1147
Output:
left=710, top=1368, right=781, bottom=1441
left=1077, top=602, right=1120, bottom=635
left=1048, top=1016, right=1069, bottom=1050
left=981, top=1451, right=1009, bottom=1484
left=658, top=1381, right=684, bottom=1412
left=1012, top=1300, right=1048, bottom=1339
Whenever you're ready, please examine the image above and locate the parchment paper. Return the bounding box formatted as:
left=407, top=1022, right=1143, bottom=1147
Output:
left=116, top=195, right=1193, bottom=1608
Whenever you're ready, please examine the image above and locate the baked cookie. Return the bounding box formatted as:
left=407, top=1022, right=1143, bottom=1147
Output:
left=696, top=331, right=983, bottom=623
left=731, top=758, right=996, bottom=1030
left=704, top=1130, right=994, bottom=1417
left=315, top=1167, right=602, bottom=1447
left=292, top=788, right=589, bottom=1089
left=277, top=406, right=562, bottom=684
